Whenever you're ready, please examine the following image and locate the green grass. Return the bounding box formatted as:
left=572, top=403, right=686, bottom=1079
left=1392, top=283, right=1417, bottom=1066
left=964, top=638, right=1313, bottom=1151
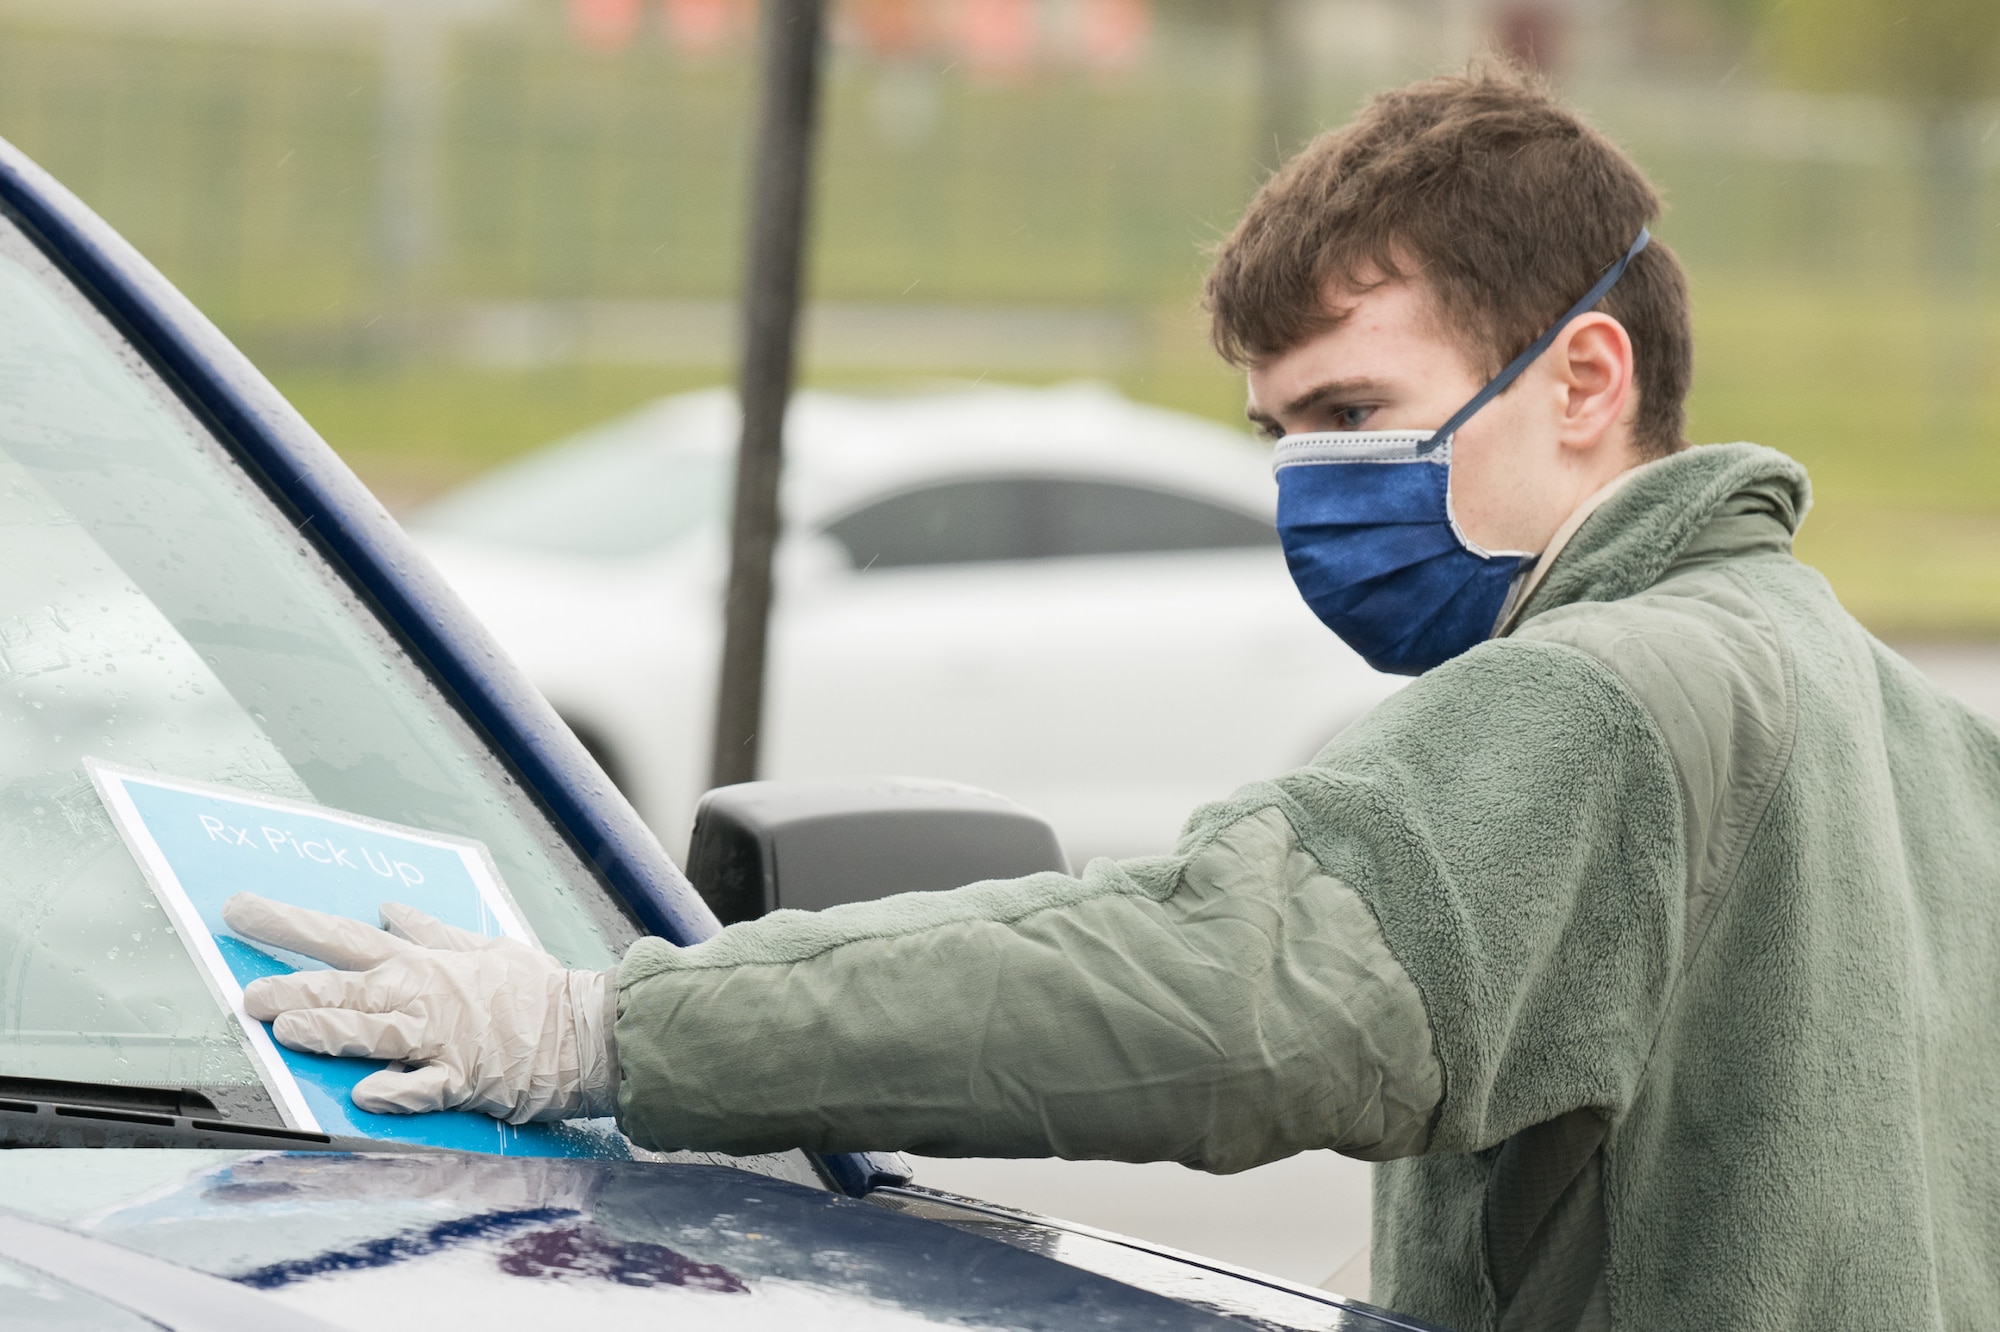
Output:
left=1688, top=279, right=2000, bottom=633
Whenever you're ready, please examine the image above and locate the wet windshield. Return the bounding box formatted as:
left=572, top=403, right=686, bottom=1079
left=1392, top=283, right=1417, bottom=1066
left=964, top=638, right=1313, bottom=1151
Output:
left=0, top=214, right=636, bottom=1104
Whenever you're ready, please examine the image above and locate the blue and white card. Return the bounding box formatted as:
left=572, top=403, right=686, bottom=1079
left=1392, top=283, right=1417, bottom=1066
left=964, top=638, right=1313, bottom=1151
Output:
left=87, top=758, right=607, bottom=1156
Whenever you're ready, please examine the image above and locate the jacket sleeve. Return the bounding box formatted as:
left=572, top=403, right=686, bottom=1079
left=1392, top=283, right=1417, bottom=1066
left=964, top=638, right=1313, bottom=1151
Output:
left=612, top=637, right=1686, bottom=1169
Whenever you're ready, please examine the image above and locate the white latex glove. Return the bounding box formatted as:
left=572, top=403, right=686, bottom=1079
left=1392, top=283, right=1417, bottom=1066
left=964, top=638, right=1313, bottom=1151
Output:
left=223, top=892, right=616, bottom=1125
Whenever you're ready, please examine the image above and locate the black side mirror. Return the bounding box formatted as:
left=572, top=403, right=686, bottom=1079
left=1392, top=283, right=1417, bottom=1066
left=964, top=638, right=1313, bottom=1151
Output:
left=686, top=778, right=1070, bottom=925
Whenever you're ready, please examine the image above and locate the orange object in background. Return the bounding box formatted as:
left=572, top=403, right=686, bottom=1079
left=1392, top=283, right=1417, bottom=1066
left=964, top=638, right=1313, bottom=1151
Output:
left=849, top=0, right=931, bottom=55
left=570, top=0, right=643, bottom=51
left=663, top=0, right=750, bottom=56
left=1076, top=0, right=1149, bottom=69
left=957, top=0, right=1037, bottom=75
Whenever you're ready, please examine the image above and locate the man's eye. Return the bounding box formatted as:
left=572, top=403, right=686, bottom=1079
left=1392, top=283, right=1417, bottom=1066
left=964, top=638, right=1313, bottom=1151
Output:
left=1332, top=405, right=1377, bottom=430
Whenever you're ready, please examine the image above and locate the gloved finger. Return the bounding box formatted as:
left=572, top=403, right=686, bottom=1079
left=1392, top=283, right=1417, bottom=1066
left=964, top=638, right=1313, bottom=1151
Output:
left=242, top=966, right=403, bottom=1020
left=270, top=1007, right=435, bottom=1062
left=352, top=1061, right=455, bottom=1116
left=223, top=893, right=412, bottom=972
left=379, top=901, right=495, bottom=953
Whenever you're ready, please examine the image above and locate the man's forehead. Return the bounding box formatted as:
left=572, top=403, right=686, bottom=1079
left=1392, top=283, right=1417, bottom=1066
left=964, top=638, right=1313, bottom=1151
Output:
left=1316, top=268, right=1450, bottom=337
left=1246, top=275, right=1469, bottom=416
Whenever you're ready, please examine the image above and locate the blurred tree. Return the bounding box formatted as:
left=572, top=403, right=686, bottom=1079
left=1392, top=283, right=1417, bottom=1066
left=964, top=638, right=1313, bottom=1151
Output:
left=1766, top=0, right=2000, bottom=277
left=1766, top=0, right=2000, bottom=448
left=1766, top=0, right=2000, bottom=110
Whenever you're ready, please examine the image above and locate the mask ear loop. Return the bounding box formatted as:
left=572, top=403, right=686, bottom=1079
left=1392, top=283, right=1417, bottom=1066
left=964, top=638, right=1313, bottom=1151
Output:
left=1417, top=228, right=1652, bottom=457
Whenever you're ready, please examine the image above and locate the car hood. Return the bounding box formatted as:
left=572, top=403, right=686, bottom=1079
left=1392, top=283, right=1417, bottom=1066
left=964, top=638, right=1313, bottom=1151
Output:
left=0, top=1150, right=1418, bottom=1331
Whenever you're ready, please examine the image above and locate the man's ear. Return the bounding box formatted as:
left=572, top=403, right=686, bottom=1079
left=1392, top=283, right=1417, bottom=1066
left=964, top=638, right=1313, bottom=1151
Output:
left=1553, top=312, right=1636, bottom=451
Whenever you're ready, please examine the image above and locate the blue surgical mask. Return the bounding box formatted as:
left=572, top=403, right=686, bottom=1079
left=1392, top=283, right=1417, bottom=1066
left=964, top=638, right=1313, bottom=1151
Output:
left=1273, top=229, right=1651, bottom=676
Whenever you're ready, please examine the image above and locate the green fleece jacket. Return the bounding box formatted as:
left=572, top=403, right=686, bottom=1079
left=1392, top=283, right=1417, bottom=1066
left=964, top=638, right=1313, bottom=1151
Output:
left=613, top=442, right=2000, bottom=1331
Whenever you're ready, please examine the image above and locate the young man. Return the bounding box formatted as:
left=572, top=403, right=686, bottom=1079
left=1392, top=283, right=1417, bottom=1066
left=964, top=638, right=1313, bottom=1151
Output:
left=228, top=66, right=2000, bottom=1331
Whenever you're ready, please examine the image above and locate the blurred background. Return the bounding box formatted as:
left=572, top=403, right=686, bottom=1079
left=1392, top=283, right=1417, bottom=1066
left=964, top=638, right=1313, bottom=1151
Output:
left=4, top=0, right=1997, bottom=635
left=5, top=0, right=1997, bottom=1295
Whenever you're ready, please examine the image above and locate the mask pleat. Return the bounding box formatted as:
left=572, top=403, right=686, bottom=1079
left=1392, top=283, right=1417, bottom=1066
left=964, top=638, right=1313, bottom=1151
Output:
left=1311, top=539, right=1489, bottom=623
left=1275, top=459, right=1449, bottom=527
left=1377, top=559, right=1520, bottom=670
left=1285, top=520, right=1464, bottom=588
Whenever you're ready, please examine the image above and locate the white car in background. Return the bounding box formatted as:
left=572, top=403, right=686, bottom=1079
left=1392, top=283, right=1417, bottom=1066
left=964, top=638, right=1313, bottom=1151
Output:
left=410, top=382, right=1404, bottom=868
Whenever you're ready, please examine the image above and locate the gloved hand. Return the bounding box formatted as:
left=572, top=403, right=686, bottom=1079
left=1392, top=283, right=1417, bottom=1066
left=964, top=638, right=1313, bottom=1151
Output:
left=222, top=892, right=617, bottom=1125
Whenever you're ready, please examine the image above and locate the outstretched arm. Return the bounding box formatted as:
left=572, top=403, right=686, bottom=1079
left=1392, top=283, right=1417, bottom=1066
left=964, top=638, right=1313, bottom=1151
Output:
left=234, top=637, right=1685, bottom=1174
left=614, top=802, right=1442, bottom=1169
left=612, top=638, right=1686, bottom=1169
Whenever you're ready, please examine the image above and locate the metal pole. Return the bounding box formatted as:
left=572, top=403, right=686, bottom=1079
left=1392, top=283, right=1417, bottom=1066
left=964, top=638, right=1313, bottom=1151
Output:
left=710, top=0, right=827, bottom=790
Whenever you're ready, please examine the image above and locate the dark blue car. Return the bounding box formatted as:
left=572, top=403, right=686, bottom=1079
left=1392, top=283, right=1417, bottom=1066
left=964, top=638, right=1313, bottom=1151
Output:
left=0, top=134, right=1441, bottom=1332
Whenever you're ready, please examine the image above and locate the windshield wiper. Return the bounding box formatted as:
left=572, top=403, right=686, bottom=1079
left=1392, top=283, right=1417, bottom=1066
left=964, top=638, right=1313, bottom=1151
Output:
left=0, top=1073, right=291, bottom=1123
left=0, top=1075, right=406, bottom=1154
left=0, top=1075, right=226, bottom=1118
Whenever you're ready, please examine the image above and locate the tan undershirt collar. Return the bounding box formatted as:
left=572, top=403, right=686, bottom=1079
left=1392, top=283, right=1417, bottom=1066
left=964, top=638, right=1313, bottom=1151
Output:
left=1495, top=457, right=1667, bottom=637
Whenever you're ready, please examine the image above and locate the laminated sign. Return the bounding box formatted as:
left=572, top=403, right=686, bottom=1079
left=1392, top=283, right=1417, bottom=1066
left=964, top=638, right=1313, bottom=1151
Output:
left=87, top=758, right=603, bottom=1156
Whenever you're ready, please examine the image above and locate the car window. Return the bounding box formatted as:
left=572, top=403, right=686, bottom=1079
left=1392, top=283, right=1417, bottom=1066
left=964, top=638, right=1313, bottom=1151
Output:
left=0, top=215, right=636, bottom=1105
left=822, top=477, right=1276, bottom=569
left=411, top=407, right=728, bottom=558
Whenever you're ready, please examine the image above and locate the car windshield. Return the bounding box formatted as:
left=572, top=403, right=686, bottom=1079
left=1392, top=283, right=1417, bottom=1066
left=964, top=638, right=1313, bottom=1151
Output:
left=0, top=214, right=636, bottom=1107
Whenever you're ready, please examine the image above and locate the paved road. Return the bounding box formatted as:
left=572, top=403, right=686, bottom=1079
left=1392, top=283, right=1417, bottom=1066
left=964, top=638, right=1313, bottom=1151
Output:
left=1893, top=642, right=2000, bottom=719
left=913, top=642, right=2000, bottom=1296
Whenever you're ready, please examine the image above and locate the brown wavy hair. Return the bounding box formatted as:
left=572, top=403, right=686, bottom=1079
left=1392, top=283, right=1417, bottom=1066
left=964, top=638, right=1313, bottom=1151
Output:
left=1206, top=63, right=1691, bottom=457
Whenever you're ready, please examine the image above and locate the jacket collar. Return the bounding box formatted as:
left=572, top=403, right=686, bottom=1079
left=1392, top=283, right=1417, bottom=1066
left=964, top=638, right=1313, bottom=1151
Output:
left=1506, top=442, right=1811, bottom=630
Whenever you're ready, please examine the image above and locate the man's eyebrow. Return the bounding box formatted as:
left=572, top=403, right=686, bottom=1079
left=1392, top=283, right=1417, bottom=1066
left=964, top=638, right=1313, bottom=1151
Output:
left=1246, top=377, right=1390, bottom=429
left=1282, top=377, right=1389, bottom=418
